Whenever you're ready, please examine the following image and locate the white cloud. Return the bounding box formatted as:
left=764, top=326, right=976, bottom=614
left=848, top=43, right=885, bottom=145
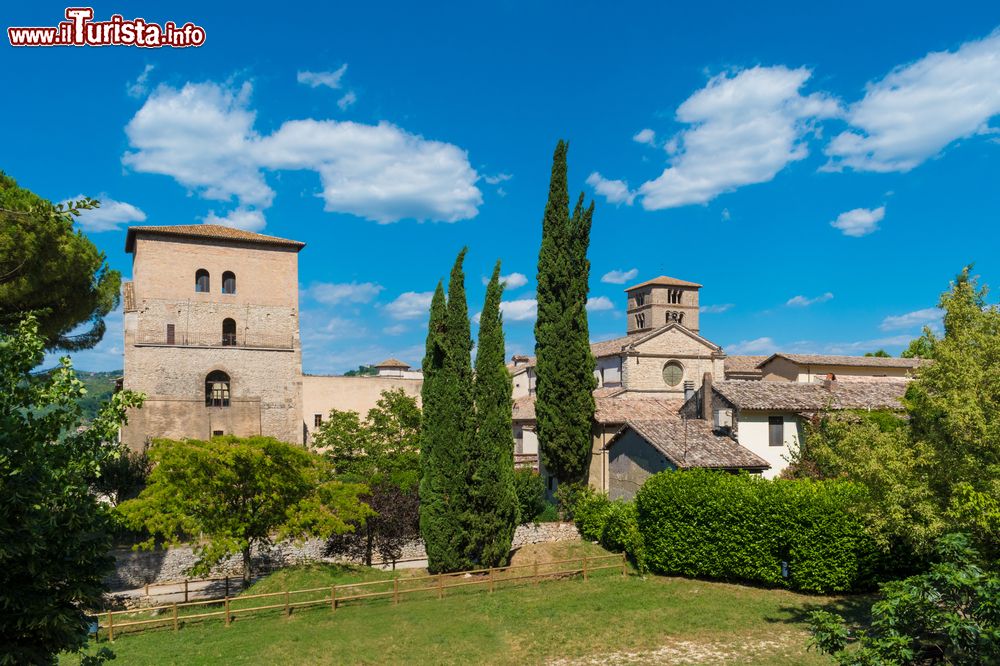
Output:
left=500, top=299, right=537, bottom=322
left=127, top=64, right=154, bottom=98
left=123, top=81, right=482, bottom=227
left=382, top=323, right=408, bottom=336
left=786, top=292, right=834, bottom=307
left=307, top=281, right=384, bottom=305
left=297, top=65, right=348, bottom=90
left=636, top=66, right=840, bottom=209
left=484, top=173, right=512, bottom=185
left=337, top=91, right=357, bottom=111
left=721, top=208, right=731, bottom=221
left=633, top=128, right=656, bottom=145
left=587, top=172, right=636, bottom=206
left=385, top=291, right=434, bottom=320
left=820, top=335, right=914, bottom=354
left=483, top=272, right=527, bottom=289
left=66, top=195, right=146, bottom=232
left=601, top=268, right=639, bottom=284
left=825, top=29, right=1000, bottom=172
left=880, top=307, right=942, bottom=331
left=726, top=337, right=779, bottom=355
left=203, top=207, right=266, bottom=231
left=830, top=205, right=885, bottom=237
left=700, top=303, right=733, bottom=314
left=587, top=296, right=615, bottom=311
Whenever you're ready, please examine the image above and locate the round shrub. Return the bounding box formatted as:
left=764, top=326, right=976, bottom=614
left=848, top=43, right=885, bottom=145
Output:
left=512, top=468, right=546, bottom=524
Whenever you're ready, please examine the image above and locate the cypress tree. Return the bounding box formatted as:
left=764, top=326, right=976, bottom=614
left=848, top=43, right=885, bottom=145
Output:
left=467, top=262, right=519, bottom=566
left=418, top=250, right=476, bottom=572
left=534, top=141, right=597, bottom=484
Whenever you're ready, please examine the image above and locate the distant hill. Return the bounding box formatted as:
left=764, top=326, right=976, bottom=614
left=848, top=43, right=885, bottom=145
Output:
left=32, top=368, right=122, bottom=422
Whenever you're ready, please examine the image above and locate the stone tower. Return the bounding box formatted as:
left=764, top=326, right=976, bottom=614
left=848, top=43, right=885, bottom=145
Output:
left=120, top=224, right=305, bottom=449
left=624, top=275, right=702, bottom=335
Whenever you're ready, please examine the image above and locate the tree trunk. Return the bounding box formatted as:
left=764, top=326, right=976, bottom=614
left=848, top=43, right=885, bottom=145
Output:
left=242, top=546, right=252, bottom=585
left=365, top=525, right=373, bottom=567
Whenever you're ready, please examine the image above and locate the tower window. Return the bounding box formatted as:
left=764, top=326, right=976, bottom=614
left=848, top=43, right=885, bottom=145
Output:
left=206, top=370, right=231, bottom=407
left=222, top=271, right=236, bottom=294
left=222, top=318, right=237, bottom=346
left=635, top=312, right=646, bottom=329
left=635, top=292, right=646, bottom=307
left=195, top=269, right=210, bottom=293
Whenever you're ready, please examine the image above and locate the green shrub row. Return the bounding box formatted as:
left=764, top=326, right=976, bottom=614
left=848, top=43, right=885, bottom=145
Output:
left=635, top=470, right=882, bottom=593
left=571, top=488, right=646, bottom=570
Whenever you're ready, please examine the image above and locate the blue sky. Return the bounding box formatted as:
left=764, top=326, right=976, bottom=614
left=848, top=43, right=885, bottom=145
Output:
left=5, top=1, right=1000, bottom=373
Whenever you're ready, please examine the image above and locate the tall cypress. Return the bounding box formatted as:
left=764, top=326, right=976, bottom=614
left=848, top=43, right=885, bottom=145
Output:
left=419, top=250, right=475, bottom=573
left=467, top=262, right=519, bottom=566
left=534, top=141, right=597, bottom=484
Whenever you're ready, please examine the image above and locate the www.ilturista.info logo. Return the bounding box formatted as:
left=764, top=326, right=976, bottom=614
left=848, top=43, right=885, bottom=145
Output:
left=8, top=8, right=206, bottom=48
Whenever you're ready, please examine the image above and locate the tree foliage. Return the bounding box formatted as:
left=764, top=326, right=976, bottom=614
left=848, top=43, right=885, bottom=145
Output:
left=0, top=318, right=143, bottom=664
left=513, top=468, right=547, bottom=525
left=325, top=482, right=420, bottom=568
left=0, top=172, right=120, bottom=351
left=533, top=141, right=597, bottom=484
left=117, top=436, right=372, bottom=583
left=809, top=533, right=1000, bottom=665
left=467, top=262, right=519, bottom=566
left=314, top=388, right=421, bottom=486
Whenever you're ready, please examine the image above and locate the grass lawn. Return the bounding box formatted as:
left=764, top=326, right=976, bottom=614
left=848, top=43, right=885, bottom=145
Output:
left=64, top=541, right=867, bottom=665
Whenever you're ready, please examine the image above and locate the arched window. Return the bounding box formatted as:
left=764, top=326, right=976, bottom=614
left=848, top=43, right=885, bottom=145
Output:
left=205, top=370, right=230, bottom=407
left=195, top=269, right=210, bottom=293
left=222, top=318, right=237, bottom=346
left=222, top=271, right=236, bottom=294
left=662, top=361, right=684, bottom=387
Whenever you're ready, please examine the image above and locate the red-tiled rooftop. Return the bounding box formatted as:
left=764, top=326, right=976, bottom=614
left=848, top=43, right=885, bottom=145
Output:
left=126, top=224, right=306, bottom=253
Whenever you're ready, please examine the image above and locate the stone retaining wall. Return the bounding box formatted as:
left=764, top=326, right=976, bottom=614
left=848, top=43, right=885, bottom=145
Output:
left=107, top=522, right=580, bottom=590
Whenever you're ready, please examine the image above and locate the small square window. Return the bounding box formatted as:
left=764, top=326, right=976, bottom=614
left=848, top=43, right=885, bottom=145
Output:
left=314, top=414, right=323, bottom=428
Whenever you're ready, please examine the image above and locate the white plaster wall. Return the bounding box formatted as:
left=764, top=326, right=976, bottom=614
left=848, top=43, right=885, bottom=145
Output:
left=735, top=411, right=802, bottom=479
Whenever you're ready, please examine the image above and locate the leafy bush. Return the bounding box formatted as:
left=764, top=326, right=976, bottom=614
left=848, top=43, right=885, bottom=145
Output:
left=808, top=533, right=1000, bottom=664
left=572, top=488, right=612, bottom=541
left=513, top=468, right=547, bottom=524
left=554, top=482, right=591, bottom=520
left=599, top=501, right=646, bottom=572
left=636, top=470, right=881, bottom=593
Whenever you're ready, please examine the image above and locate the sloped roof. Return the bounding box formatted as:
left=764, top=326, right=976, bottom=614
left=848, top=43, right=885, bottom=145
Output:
left=712, top=380, right=908, bottom=412
left=375, top=358, right=410, bottom=369
left=758, top=353, right=928, bottom=370
left=607, top=419, right=770, bottom=470
left=724, top=355, right=767, bottom=379
left=590, top=335, right=633, bottom=358
left=126, top=224, right=305, bottom=252
left=624, top=275, right=703, bottom=291
left=512, top=394, right=682, bottom=423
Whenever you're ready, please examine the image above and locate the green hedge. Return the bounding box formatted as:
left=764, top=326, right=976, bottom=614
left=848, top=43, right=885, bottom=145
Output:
left=570, top=488, right=646, bottom=571
left=635, top=470, right=881, bottom=593
left=512, top=468, right=547, bottom=524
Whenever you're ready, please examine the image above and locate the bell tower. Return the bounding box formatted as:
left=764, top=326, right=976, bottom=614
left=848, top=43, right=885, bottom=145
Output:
left=624, top=275, right=702, bottom=335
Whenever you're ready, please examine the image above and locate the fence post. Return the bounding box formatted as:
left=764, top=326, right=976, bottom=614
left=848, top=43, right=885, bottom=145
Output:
left=107, top=611, right=114, bottom=642
left=437, top=574, right=443, bottom=600
left=331, top=585, right=337, bottom=611
left=583, top=556, right=588, bottom=581
left=393, top=578, right=399, bottom=605
left=144, top=582, right=149, bottom=598
left=224, top=597, right=231, bottom=627
left=621, top=552, right=627, bottom=577
left=284, top=590, right=290, bottom=616
left=489, top=568, right=495, bottom=593
left=184, top=579, right=189, bottom=604
left=172, top=603, right=179, bottom=631
left=225, top=576, right=229, bottom=598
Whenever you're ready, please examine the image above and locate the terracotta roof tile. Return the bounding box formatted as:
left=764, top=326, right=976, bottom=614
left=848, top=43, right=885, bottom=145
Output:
left=126, top=224, right=305, bottom=252
left=624, top=275, right=703, bottom=291
left=609, top=419, right=770, bottom=470
left=724, top=355, right=767, bottom=379
left=375, top=358, right=410, bottom=369
left=512, top=393, right=683, bottom=423
left=759, top=353, right=928, bottom=370
left=713, top=380, right=908, bottom=412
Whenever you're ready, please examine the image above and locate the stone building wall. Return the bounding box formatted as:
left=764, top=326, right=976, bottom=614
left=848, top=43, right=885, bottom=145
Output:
left=620, top=327, right=725, bottom=396
left=301, top=374, right=422, bottom=443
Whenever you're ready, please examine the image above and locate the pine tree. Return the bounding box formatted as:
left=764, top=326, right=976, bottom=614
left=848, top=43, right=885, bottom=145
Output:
left=418, top=250, right=476, bottom=572
left=467, top=262, right=520, bottom=566
left=534, top=141, right=597, bottom=484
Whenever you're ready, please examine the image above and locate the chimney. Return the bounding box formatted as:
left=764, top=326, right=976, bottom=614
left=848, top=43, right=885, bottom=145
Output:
left=701, top=372, right=713, bottom=420
left=683, top=380, right=695, bottom=402
left=822, top=372, right=836, bottom=390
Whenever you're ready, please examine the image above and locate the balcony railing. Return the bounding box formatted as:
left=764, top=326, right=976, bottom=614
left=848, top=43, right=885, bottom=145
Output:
left=134, top=330, right=294, bottom=350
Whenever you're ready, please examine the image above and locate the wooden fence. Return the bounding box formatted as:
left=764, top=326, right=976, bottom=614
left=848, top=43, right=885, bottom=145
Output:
left=98, top=553, right=627, bottom=641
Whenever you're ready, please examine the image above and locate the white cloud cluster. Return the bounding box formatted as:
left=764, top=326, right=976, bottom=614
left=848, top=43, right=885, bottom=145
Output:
left=67, top=195, right=147, bottom=232
left=880, top=307, right=941, bottom=331
left=586, top=172, right=635, bottom=206
left=297, top=65, right=348, bottom=89
left=203, top=207, right=266, bottom=232
left=123, top=81, right=482, bottom=229
left=635, top=66, right=840, bottom=210
left=500, top=299, right=537, bottom=322
left=307, top=281, right=384, bottom=305
left=830, top=206, right=885, bottom=237
left=826, top=30, right=1000, bottom=172
left=601, top=268, right=639, bottom=284
left=385, top=291, right=434, bottom=319
left=483, top=272, right=528, bottom=289
left=337, top=91, right=357, bottom=110
left=632, top=128, right=656, bottom=145
left=700, top=303, right=733, bottom=314
left=725, top=336, right=778, bottom=355
left=127, top=64, right=154, bottom=98
left=786, top=292, right=833, bottom=307
left=587, top=296, right=615, bottom=312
